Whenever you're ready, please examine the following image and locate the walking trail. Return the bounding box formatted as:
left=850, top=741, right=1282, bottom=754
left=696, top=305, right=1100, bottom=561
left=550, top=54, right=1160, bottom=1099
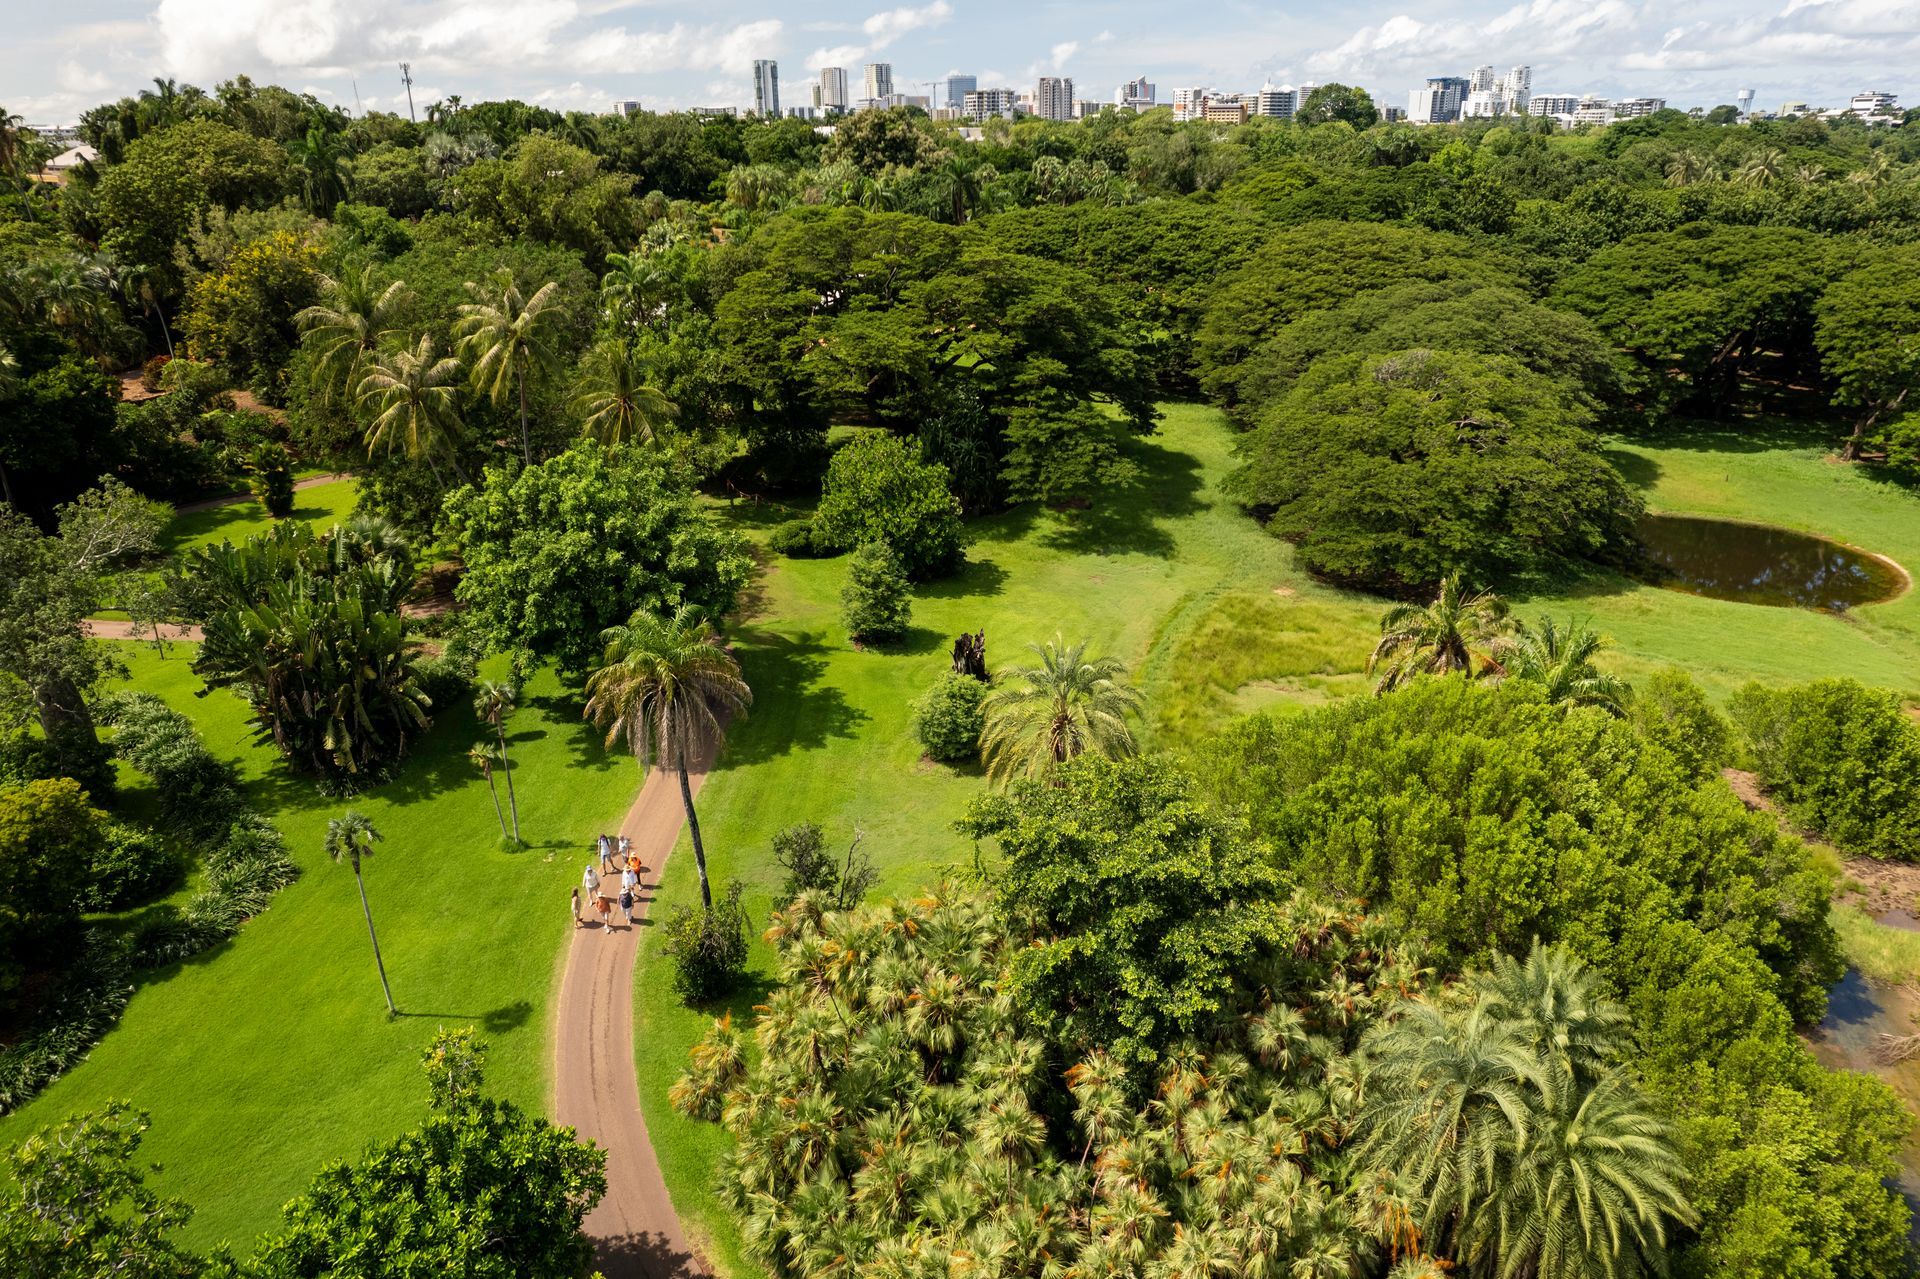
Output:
left=554, top=759, right=712, bottom=1279
left=174, top=472, right=350, bottom=515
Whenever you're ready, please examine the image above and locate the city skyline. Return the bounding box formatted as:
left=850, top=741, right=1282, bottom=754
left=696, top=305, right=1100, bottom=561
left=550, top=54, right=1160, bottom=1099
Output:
left=6, top=0, right=1919, bottom=124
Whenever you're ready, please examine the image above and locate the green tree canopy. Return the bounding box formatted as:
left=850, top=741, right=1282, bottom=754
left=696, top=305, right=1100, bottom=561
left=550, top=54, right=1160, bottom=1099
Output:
left=812, top=432, right=963, bottom=578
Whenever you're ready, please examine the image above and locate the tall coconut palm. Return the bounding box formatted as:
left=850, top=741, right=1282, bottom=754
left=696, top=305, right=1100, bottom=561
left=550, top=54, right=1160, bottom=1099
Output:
left=120, top=262, right=174, bottom=358
left=356, top=334, right=468, bottom=487
left=573, top=342, right=676, bottom=445
left=978, top=636, right=1144, bottom=786
left=1735, top=148, right=1786, bottom=188
left=474, top=679, right=521, bottom=842
left=325, top=810, right=395, bottom=1015
left=557, top=111, right=601, bottom=153
left=296, top=267, right=412, bottom=408
left=289, top=118, right=352, bottom=216
left=1368, top=575, right=1510, bottom=694
left=468, top=741, right=509, bottom=837
left=599, top=249, right=676, bottom=335
left=453, top=270, right=564, bottom=464
left=584, top=604, right=752, bottom=911
left=1492, top=615, right=1632, bottom=715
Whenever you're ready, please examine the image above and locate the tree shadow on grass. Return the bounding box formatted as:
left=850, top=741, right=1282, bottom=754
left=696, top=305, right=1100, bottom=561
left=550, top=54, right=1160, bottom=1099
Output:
left=917, top=556, right=1010, bottom=602
left=1601, top=447, right=1662, bottom=492
left=1036, top=432, right=1208, bottom=558
left=393, top=998, right=534, bottom=1033
left=725, top=632, right=868, bottom=765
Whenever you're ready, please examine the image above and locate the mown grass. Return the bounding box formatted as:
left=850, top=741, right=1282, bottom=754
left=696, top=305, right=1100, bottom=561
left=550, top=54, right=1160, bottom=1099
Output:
left=1833, top=904, right=1920, bottom=987
left=0, top=643, right=636, bottom=1250
left=158, top=477, right=362, bottom=556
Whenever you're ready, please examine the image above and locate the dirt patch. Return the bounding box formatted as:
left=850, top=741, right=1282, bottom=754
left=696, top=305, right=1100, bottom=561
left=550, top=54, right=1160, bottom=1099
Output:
left=1723, top=767, right=1920, bottom=914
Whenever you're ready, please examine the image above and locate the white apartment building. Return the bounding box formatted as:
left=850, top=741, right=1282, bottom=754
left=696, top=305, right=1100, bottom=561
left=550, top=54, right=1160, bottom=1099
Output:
left=1255, top=85, right=1298, bottom=119
left=1407, top=76, right=1469, bottom=124
left=1035, top=76, right=1075, bottom=121
left=820, top=67, right=849, bottom=112
left=1528, top=94, right=1578, bottom=117
left=753, top=60, right=780, bottom=117
left=1502, top=65, right=1532, bottom=114
left=1572, top=96, right=1614, bottom=125
left=1852, top=90, right=1898, bottom=113
left=963, top=88, right=1021, bottom=119
left=864, top=63, right=894, bottom=100
left=1171, top=87, right=1209, bottom=121
left=1613, top=96, right=1666, bottom=118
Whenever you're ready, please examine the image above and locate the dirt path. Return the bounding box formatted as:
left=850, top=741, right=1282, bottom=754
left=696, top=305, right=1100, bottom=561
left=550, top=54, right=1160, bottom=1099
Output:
left=1723, top=767, right=1920, bottom=914
left=83, top=619, right=204, bottom=643
left=174, top=472, right=350, bottom=515
left=554, top=761, right=711, bottom=1279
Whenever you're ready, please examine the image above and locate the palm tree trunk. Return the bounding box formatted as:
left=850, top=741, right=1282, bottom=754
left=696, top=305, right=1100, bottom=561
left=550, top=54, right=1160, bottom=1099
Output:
left=353, top=861, right=397, bottom=1015
left=485, top=770, right=506, bottom=836
left=0, top=455, right=13, bottom=509
left=496, top=726, right=521, bottom=842
left=154, top=301, right=174, bottom=357
left=678, top=761, right=713, bottom=912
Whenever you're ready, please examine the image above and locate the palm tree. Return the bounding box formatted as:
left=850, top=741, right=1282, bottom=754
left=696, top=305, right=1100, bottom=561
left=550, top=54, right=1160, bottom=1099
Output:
left=120, top=262, right=174, bottom=358
left=356, top=334, right=468, bottom=487
left=1661, top=151, right=1716, bottom=187
left=297, top=267, right=412, bottom=408
left=573, top=343, right=676, bottom=445
left=557, top=111, right=601, bottom=153
left=585, top=604, right=752, bottom=911
left=325, top=810, right=395, bottom=1015
left=1368, top=575, right=1510, bottom=694
left=1735, top=148, right=1787, bottom=188
left=474, top=679, right=521, bottom=842
left=288, top=118, right=351, bottom=216
left=0, top=342, right=18, bottom=507
left=469, top=741, right=509, bottom=837
left=1492, top=616, right=1632, bottom=715
left=1476, top=940, right=1633, bottom=1087
left=599, top=249, right=675, bottom=335
left=453, top=270, right=564, bottom=464
left=978, top=637, right=1144, bottom=785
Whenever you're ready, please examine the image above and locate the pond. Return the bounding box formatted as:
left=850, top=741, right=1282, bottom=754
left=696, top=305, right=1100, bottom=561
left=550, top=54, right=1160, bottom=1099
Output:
left=1637, top=514, right=1908, bottom=611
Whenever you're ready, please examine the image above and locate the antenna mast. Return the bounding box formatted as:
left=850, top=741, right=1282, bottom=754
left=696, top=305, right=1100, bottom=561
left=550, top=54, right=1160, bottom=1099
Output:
left=399, top=62, right=416, bottom=122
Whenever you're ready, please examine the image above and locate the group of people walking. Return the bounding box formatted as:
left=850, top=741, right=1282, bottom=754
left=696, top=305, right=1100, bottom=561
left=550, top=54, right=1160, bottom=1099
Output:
left=573, top=833, right=640, bottom=935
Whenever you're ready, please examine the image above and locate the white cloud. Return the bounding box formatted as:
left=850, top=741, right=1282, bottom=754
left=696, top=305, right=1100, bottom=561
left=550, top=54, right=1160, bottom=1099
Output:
left=863, top=1, right=951, bottom=49
left=1050, top=40, right=1079, bottom=69
left=806, top=43, right=869, bottom=71
left=573, top=18, right=782, bottom=74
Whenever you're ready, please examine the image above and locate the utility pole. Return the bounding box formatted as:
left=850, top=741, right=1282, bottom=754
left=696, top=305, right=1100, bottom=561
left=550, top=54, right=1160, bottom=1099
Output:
left=399, top=63, right=416, bottom=122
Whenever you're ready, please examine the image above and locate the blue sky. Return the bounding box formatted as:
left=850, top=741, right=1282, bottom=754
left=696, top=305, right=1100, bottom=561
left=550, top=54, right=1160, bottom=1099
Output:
left=6, top=0, right=1918, bottom=125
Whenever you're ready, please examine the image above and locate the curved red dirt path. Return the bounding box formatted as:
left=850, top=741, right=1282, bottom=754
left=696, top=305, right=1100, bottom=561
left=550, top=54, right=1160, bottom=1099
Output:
left=554, top=761, right=712, bottom=1279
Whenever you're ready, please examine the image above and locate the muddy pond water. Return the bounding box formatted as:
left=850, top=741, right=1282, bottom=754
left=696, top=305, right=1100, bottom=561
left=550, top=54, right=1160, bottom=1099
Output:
left=1811, top=969, right=1920, bottom=1239
left=1638, top=514, right=1907, bottom=611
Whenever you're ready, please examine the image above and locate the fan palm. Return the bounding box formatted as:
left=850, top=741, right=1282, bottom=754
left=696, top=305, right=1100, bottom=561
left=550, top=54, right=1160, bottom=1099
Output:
left=978, top=636, right=1144, bottom=785
left=325, top=810, right=395, bottom=1014
left=584, top=604, right=752, bottom=911
left=1368, top=575, right=1510, bottom=693
left=468, top=740, right=508, bottom=837
left=474, top=679, right=521, bottom=842
left=356, top=334, right=468, bottom=486
left=453, top=269, right=564, bottom=464
left=573, top=342, right=677, bottom=445
left=1492, top=616, right=1631, bottom=715
left=297, top=266, right=412, bottom=408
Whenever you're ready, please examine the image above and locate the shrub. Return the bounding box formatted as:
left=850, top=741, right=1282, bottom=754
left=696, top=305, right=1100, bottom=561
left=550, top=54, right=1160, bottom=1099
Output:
left=767, top=518, right=820, bottom=558
left=412, top=649, right=476, bottom=713
left=139, top=354, right=171, bottom=393
left=0, top=779, right=102, bottom=1013
left=813, top=433, right=963, bottom=579
left=97, top=694, right=245, bottom=839
left=841, top=542, right=912, bottom=645
left=772, top=822, right=834, bottom=901
left=660, top=881, right=751, bottom=1004
left=247, top=443, right=296, bottom=518
left=914, top=671, right=986, bottom=762
left=0, top=733, right=61, bottom=786
left=1630, top=667, right=1733, bottom=780
left=1728, top=678, right=1920, bottom=860
left=81, top=821, right=186, bottom=913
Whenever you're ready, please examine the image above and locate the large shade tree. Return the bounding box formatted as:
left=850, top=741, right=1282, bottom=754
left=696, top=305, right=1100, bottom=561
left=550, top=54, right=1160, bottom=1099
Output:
left=584, top=604, right=751, bottom=911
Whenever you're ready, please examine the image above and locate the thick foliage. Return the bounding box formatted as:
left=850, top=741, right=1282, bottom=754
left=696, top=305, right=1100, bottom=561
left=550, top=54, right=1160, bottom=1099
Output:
left=813, top=433, right=964, bottom=579
left=1729, top=678, right=1920, bottom=860
left=659, top=879, right=750, bottom=1004
left=913, top=671, right=986, bottom=762
left=841, top=542, right=913, bottom=645
left=446, top=441, right=751, bottom=675
left=1227, top=349, right=1642, bottom=589
left=0, top=779, right=100, bottom=1012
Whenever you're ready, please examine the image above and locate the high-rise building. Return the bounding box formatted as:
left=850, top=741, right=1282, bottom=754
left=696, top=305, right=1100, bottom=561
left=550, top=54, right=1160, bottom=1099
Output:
left=1035, top=76, right=1075, bottom=122
left=963, top=88, right=1021, bottom=119
left=1407, top=76, right=1470, bottom=124
left=864, top=63, right=894, bottom=100
left=943, top=75, right=977, bottom=109
left=1116, top=76, right=1156, bottom=110
left=1502, top=64, right=1532, bottom=114
left=1470, top=65, right=1497, bottom=93
left=753, top=60, right=780, bottom=117
left=1202, top=97, right=1248, bottom=125
left=1171, top=86, right=1208, bottom=121
left=1613, top=96, right=1666, bottom=118
left=820, top=66, right=849, bottom=112
left=1528, top=94, right=1578, bottom=117
left=615, top=100, right=642, bottom=117
left=1255, top=85, right=1298, bottom=119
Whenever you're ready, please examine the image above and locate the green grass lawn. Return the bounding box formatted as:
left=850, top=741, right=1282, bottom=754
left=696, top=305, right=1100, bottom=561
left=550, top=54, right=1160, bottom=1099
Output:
left=159, top=477, right=361, bottom=556
left=0, top=643, right=638, bottom=1250
left=633, top=406, right=1920, bottom=1277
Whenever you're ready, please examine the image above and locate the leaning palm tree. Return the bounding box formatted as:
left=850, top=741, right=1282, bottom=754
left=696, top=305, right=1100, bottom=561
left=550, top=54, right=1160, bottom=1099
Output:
left=584, top=604, right=752, bottom=911
left=453, top=269, right=564, bottom=464
left=468, top=741, right=509, bottom=838
left=296, top=266, right=412, bottom=408
left=978, top=637, right=1144, bottom=786
left=1492, top=615, right=1632, bottom=715
left=474, top=679, right=521, bottom=842
left=572, top=343, right=676, bottom=445
left=325, top=810, right=395, bottom=1015
left=1368, top=575, right=1510, bottom=694
left=356, top=334, right=468, bottom=487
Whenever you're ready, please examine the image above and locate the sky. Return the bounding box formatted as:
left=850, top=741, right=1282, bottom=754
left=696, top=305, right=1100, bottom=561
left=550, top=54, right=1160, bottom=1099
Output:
left=4, top=0, right=1918, bottom=125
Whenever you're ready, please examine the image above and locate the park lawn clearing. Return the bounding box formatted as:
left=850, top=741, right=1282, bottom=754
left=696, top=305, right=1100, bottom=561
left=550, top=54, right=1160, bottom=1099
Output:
left=159, top=476, right=362, bottom=556
left=0, top=642, right=636, bottom=1250
left=633, top=405, right=1920, bottom=1277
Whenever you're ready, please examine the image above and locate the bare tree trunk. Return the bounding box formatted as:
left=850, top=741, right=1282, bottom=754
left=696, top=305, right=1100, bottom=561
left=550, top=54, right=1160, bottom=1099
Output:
left=353, top=862, right=397, bottom=1015
left=484, top=770, right=506, bottom=836
left=496, top=726, right=520, bottom=842
left=516, top=363, right=531, bottom=465
left=678, top=761, right=713, bottom=911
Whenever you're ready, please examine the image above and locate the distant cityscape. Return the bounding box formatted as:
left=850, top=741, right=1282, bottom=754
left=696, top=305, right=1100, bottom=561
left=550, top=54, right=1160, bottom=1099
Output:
left=626, top=59, right=1908, bottom=131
